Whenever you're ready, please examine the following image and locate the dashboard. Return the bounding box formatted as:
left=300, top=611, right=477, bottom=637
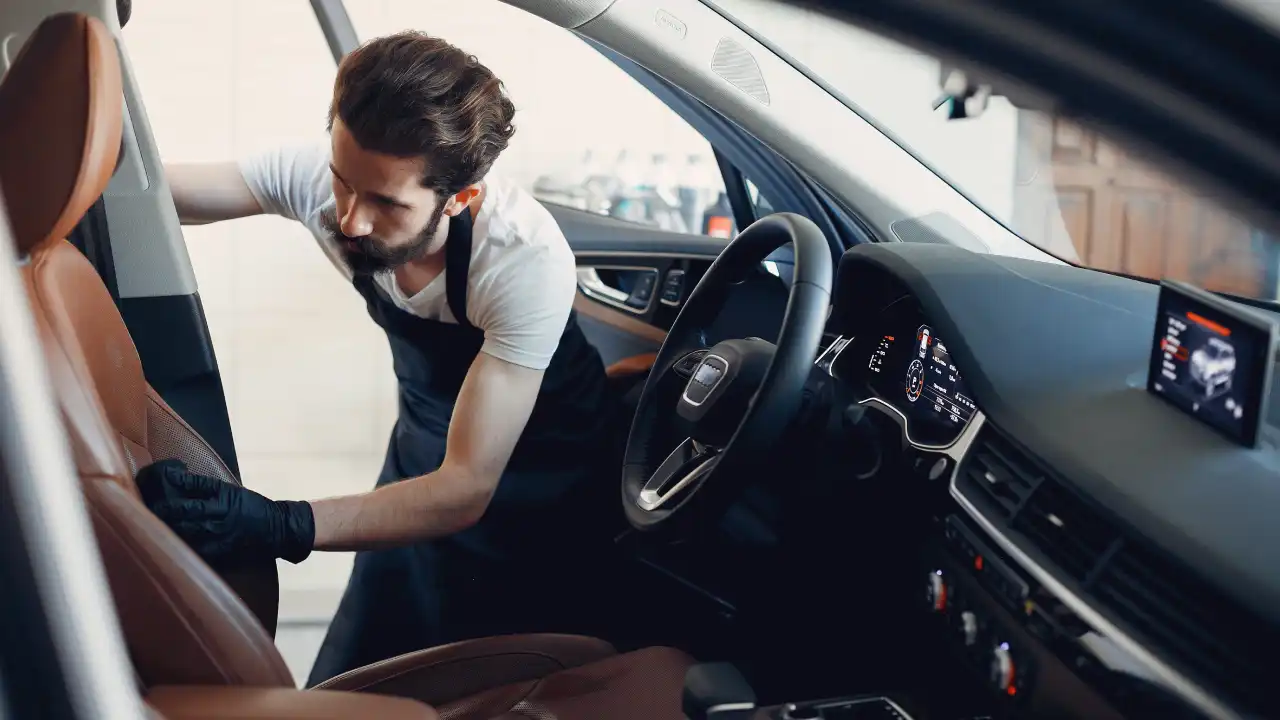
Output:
left=824, top=242, right=1280, bottom=720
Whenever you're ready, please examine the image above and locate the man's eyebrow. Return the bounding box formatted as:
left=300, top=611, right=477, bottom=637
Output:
left=373, top=192, right=413, bottom=210
left=329, top=163, right=414, bottom=210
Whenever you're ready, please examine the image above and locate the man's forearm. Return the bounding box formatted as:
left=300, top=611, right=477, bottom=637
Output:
left=309, top=464, right=493, bottom=552
left=165, top=161, right=264, bottom=225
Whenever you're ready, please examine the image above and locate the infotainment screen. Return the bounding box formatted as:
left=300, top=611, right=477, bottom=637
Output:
left=1147, top=280, right=1277, bottom=447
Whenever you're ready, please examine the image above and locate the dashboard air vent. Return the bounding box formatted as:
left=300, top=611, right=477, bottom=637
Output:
left=959, top=428, right=1042, bottom=518
left=1013, top=476, right=1119, bottom=581
left=1094, top=540, right=1279, bottom=714
left=959, top=424, right=1280, bottom=716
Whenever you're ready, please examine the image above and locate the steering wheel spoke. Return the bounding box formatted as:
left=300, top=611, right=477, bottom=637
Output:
left=636, top=438, right=719, bottom=511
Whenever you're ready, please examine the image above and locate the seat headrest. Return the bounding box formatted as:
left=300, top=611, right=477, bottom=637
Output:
left=0, top=13, right=123, bottom=256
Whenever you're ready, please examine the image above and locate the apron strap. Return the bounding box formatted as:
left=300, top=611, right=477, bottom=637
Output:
left=444, top=207, right=476, bottom=331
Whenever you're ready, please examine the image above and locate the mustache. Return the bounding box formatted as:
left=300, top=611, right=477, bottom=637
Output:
left=318, top=203, right=448, bottom=276
left=318, top=209, right=384, bottom=254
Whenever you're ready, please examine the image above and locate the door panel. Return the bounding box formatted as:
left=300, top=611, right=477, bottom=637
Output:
left=555, top=200, right=791, bottom=373
left=551, top=203, right=720, bottom=368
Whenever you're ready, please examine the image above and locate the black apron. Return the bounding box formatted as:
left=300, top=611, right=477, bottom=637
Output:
left=306, top=209, right=612, bottom=685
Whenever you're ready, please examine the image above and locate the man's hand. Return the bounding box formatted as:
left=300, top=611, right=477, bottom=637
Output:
left=137, top=459, right=315, bottom=564
left=309, top=353, right=546, bottom=551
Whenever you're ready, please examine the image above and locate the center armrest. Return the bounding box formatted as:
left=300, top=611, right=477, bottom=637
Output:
left=145, top=686, right=438, bottom=720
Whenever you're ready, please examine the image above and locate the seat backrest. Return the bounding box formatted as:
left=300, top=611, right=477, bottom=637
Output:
left=0, top=12, right=291, bottom=690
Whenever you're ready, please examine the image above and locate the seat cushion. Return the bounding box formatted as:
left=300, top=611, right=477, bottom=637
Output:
left=312, top=634, right=617, bottom=708
left=437, top=646, right=695, bottom=720
left=313, top=635, right=695, bottom=720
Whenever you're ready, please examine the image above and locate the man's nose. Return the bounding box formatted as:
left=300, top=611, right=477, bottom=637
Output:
left=339, top=202, right=374, bottom=238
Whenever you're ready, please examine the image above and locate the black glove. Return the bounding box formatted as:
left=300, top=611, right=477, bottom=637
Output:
left=136, top=459, right=315, bottom=564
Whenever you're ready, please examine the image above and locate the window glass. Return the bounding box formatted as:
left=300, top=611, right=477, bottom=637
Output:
left=718, top=0, right=1280, bottom=301
left=344, top=0, right=730, bottom=237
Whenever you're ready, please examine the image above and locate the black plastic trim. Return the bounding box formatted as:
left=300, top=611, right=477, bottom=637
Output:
left=119, top=294, right=239, bottom=476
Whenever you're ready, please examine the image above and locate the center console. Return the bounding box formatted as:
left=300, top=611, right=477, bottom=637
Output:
left=756, top=697, right=914, bottom=720
left=682, top=663, right=917, bottom=720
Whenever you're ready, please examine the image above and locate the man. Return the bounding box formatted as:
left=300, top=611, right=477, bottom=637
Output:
left=150, top=31, right=613, bottom=685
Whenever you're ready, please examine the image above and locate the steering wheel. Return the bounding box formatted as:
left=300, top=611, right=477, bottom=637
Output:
left=621, top=213, right=833, bottom=532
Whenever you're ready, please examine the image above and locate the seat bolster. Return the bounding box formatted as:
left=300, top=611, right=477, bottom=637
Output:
left=311, top=633, right=616, bottom=707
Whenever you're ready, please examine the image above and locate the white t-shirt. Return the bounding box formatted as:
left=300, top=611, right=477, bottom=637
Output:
left=238, top=143, right=577, bottom=371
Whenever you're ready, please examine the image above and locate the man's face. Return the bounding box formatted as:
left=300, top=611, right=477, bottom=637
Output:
left=325, top=118, right=448, bottom=275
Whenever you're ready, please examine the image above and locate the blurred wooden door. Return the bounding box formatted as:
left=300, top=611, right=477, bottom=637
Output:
left=1012, top=113, right=1268, bottom=298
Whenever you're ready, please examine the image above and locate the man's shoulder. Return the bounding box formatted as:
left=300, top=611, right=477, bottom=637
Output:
left=468, top=176, right=575, bottom=315
left=239, top=140, right=334, bottom=224
left=474, top=175, right=573, bottom=274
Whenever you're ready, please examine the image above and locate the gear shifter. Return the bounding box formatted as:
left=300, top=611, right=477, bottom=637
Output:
left=683, top=662, right=757, bottom=719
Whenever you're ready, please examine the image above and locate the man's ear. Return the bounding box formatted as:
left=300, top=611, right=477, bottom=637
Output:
left=443, top=185, right=482, bottom=217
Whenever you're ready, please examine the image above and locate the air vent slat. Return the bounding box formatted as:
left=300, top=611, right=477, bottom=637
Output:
left=963, top=431, right=1040, bottom=518
left=1013, top=481, right=1117, bottom=579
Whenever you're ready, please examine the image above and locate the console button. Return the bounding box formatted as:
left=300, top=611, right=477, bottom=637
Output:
left=990, top=642, right=1017, bottom=696
left=661, top=269, right=686, bottom=305
left=627, top=272, right=657, bottom=308
left=926, top=571, right=947, bottom=612
left=960, top=611, right=979, bottom=646
left=781, top=703, right=821, bottom=720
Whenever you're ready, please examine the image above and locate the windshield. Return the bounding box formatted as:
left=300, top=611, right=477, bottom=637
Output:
left=716, top=0, right=1280, bottom=302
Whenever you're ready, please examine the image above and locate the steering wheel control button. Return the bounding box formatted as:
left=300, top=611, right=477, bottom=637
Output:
left=674, top=350, right=708, bottom=377
left=682, top=354, right=729, bottom=407
left=661, top=269, right=686, bottom=306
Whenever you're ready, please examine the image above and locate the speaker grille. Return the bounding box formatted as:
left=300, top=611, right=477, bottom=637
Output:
left=711, top=38, right=770, bottom=106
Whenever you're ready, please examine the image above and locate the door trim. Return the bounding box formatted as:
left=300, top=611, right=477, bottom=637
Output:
left=574, top=293, right=667, bottom=344
left=576, top=266, right=659, bottom=315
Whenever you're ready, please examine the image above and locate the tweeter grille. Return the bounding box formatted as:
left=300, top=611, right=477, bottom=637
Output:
left=711, top=37, right=770, bottom=106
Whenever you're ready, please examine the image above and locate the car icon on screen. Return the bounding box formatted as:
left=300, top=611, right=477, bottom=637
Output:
left=1189, top=336, right=1235, bottom=399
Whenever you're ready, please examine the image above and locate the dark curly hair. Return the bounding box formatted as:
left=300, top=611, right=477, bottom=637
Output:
left=328, top=31, right=516, bottom=195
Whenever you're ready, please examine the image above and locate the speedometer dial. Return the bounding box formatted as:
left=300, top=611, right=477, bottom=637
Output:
left=905, top=359, right=925, bottom=402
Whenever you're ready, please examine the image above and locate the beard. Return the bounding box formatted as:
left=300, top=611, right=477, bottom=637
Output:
left=319, top=200, right=448, bottom=276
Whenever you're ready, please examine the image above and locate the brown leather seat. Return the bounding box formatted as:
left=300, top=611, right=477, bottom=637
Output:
left=0, top=12, right=694, bottom=720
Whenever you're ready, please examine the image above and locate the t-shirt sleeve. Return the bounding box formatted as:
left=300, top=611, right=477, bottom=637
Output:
left=472, top=242, right=577, bottom=371
left=237, top=143, right=331, bottom=223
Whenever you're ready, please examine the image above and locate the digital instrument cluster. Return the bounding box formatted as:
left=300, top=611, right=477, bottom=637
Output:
left=836, top=299, right=978, bottom=446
